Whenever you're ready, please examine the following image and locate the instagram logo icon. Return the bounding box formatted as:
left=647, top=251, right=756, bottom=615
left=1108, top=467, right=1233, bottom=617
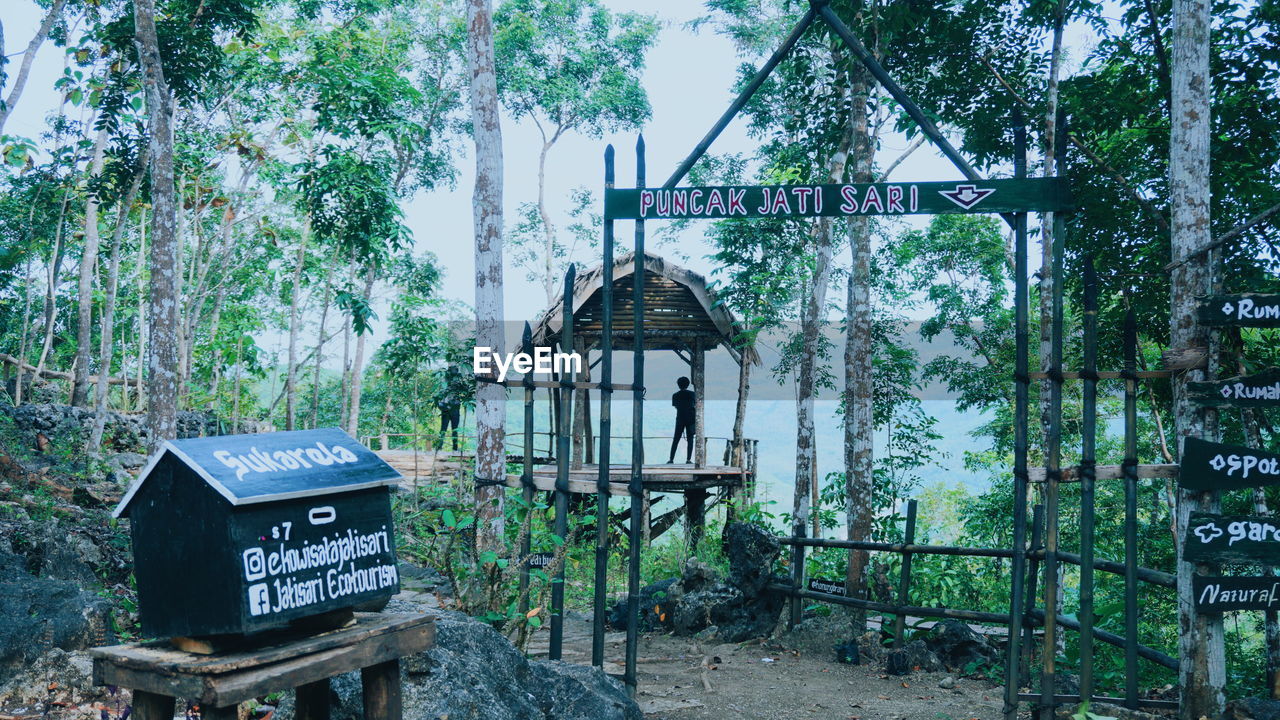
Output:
left=242, top=547, right=266, bottom=581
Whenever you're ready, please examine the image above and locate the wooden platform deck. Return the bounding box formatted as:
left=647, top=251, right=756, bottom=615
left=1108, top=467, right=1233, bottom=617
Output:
left=376, top=450, right=745, bottom=495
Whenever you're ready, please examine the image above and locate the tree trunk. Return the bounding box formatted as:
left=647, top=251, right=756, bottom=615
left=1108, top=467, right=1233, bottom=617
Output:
left=537, top=137, right=559, bottom=306
left=1170, top=0, right=1225, bottom=711
left=35, top=189, right=71, bottom=375
left=132, top=207, right=149, bottom=413
left=89, top=153, right=147, bottom=452
left=72, top=126, right=110, bottom=407
left=285, top=215, right=311, bottom=430
left=136, top=0, right=181, bottom=450
left=841, top=63, right=876, bottom=631
left=345, top=265, right=376, bottom=437
left=339, top=258, right=355, bottom=429
left=0, top=0, right=67, bottom=135
left=466, top=0, right=507, bottom=554
left=311, top=267, right=334, bottom=429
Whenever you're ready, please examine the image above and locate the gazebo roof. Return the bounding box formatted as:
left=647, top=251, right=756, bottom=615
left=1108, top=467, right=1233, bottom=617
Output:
left=531, top=251, right=761, bottom=366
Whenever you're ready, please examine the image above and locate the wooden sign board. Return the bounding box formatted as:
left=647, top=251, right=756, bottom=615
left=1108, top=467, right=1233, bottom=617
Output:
left=1188, top=369, right=1280, bottom=408
left=603, top=178, right=1068, bottom=220
left=1193, top=575, right=1280, bottom=613
left=527, top=552, right=555, bottom=569
left=1184, top=512, right=1280, bottom=564
left=1179, top=437, right=1280, bottom=491
left=116, top=429, right=403, bottom=638
left=1198, top=294, right=1280, bottom=328
left=807, top=577, right=847, bottom=596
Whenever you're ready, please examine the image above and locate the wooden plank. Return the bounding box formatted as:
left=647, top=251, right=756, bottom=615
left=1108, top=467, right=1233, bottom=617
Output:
left=361, top=660, right=402, bottom=720
left=295, top=679, right=331, bottom=720
left=205, top=625, right=430, bottom=707
left=1198, top=294, right=1280, bottom=327
left=604, top=178, right=1069, bottom=220
left=131, top=691, right=176, bottom=720
left=91, top=613, right=432, bottom=675
left=1028, top=464, right=1178, bottom=483
left=1188, top=368, right=1280, bottom=407
left=1027, top=370, right=1171, bottom=380
left=1193, top=576, right=1280, bottom=613
left=1179, top=437, right=1280, bottom=491
left=1184, top=512, right=1280, bottom=564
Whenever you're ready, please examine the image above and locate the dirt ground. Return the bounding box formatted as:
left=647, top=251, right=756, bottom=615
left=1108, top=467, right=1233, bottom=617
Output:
left=527, top=613, right=1008, bottom=720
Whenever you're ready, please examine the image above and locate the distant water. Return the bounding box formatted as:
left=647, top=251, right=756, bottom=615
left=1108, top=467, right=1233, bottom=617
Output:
left=498, top=397, right=992, bottom=512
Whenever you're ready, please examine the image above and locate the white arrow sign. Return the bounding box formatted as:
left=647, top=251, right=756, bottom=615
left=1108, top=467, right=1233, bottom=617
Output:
left=939, top=184, right=996, bottom=210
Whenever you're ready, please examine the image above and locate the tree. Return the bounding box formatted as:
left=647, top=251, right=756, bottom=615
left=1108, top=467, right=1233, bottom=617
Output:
left=466, top=0, right=506, bottom=554
left=1170, top=0, right=1225, bottom=712
left=134, top=0, right=180, bottom=450
left=494, top=0, right=657, bottom=303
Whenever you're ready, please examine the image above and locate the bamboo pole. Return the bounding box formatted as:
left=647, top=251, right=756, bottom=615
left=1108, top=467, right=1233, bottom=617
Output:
left=624, top=135, right=646, bottom=696
left=1005, top=109, right=1031, bottom=720
left=1123, top=309, right=1141, bottom=707
left=592, top=146, right=616, bottom=668
left=893, top=500, right=917, bottom=648
left=1079, top=256, right=1099, bottom=699
left=549, top=266, right=575, bottom=661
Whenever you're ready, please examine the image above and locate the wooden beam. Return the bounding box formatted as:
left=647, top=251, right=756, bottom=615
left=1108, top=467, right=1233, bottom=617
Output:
left=1028, top=464, right=1178, bottom=483
left=1026, top=370, right=1171, bottom=380
left=0, top=353, right=132, bottom=386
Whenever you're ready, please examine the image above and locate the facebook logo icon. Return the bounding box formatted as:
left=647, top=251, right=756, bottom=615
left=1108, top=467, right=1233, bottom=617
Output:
left=247, top=583, right=271, bottom=616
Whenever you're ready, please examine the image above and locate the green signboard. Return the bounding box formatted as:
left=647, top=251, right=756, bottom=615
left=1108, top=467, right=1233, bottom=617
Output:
left=1198, top=294, right=1280, bottom=328
left=1185, top=512, right=1280, bottom=564
left=1189, top=369, right=1280, bottom=408
left=603, top=178, right=1069, bottom=220
left=1179, top=437, right=1280, bottom=491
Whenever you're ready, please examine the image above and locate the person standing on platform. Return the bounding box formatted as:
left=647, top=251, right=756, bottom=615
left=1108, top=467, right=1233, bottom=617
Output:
left=668, top=376, right=696, bottom=464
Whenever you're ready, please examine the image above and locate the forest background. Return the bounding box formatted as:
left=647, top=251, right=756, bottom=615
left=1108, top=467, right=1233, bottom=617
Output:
left=0, top=0, right=1278, bottom=710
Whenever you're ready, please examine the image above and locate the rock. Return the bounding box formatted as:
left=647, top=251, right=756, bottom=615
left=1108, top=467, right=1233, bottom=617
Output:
left=1225, top=698, right=1280, bottom=720
left=834, top=639, right=859, bottom=664
left=680, top=558, right=720, bottom=594
left=278, top=604, right=640, bottom=720
left=883, top=639, right=943, bottom=676
left=0, top=648, right=106, bottom=712
left=111, top=451, right=148, bottom=470
left=924, top=619, right=1001, bottom=673
left=0, top=539, right=113, bottom=682
left=673, top=586, right=740, bottom=635
left=724, top=522, right=781, bottom=596
left=939, top=676, right=957, bottom=689
left=607, top=577, right=678, bottom=632
left=857, top=630, right=886, bottom=661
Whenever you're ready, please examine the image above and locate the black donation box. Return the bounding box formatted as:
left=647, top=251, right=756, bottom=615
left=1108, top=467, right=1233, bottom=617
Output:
left=114, top=428, right=403, bottom=639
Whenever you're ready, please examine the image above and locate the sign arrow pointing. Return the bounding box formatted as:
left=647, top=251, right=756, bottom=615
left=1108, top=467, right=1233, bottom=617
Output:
left=939, top=184, right=996, bottom=210
left=1223, top=302, right=1235, bottom=316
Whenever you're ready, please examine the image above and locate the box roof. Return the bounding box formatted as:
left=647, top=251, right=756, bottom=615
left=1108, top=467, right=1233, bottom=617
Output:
left=114, top=428, right=402, bottom=518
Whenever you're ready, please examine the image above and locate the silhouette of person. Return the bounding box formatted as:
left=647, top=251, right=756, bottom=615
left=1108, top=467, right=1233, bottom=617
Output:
left=669, top=376, right=696, bottom=464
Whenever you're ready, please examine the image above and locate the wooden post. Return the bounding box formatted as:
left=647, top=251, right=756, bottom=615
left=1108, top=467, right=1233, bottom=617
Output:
left=361, top=659, right=402, bottom=720
left=571, top=338, right=588, bottom=470
left=893, top=500, right=917, bottom=648
left=789, top=535, right=806, bottom=628
left=131, top=691, right=174, bottom=720
left=692, top=338, right=706, bottom=468
left=296, top=680, right=331, bottom=720
left=685, top=487, right=708, bottom=550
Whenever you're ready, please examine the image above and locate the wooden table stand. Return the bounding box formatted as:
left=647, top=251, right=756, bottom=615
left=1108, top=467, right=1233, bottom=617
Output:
left=91, top=613, right=435, bottom=720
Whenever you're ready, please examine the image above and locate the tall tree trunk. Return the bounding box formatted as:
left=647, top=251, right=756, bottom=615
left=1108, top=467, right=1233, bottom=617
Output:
left=35, top=189, right=71, bottom=374
left=89, top=153, right=146, bottom=453
left=72, top=126, right=110, bottom=407
left=345, top=265, right=375, bottom=437
left=1170, top=0, right=1225, bottom=711
left=339, top=258, right=355, bottom=428
left=466, top=0, right=507, bottom=553
left=132, top=207, right=149, bottom=413
left=794, top=72, right=854, bottom=565
left=136, top=0, right=181, bottom=450
left=536, top=133, right=561, bottom=306
left=311, top=268, right=334, bottom=429
left=0, top=0, right=68, bottom=135
left=285, top=215, right=311, bottom=430
left=842, top=63, right=876, bottom=631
